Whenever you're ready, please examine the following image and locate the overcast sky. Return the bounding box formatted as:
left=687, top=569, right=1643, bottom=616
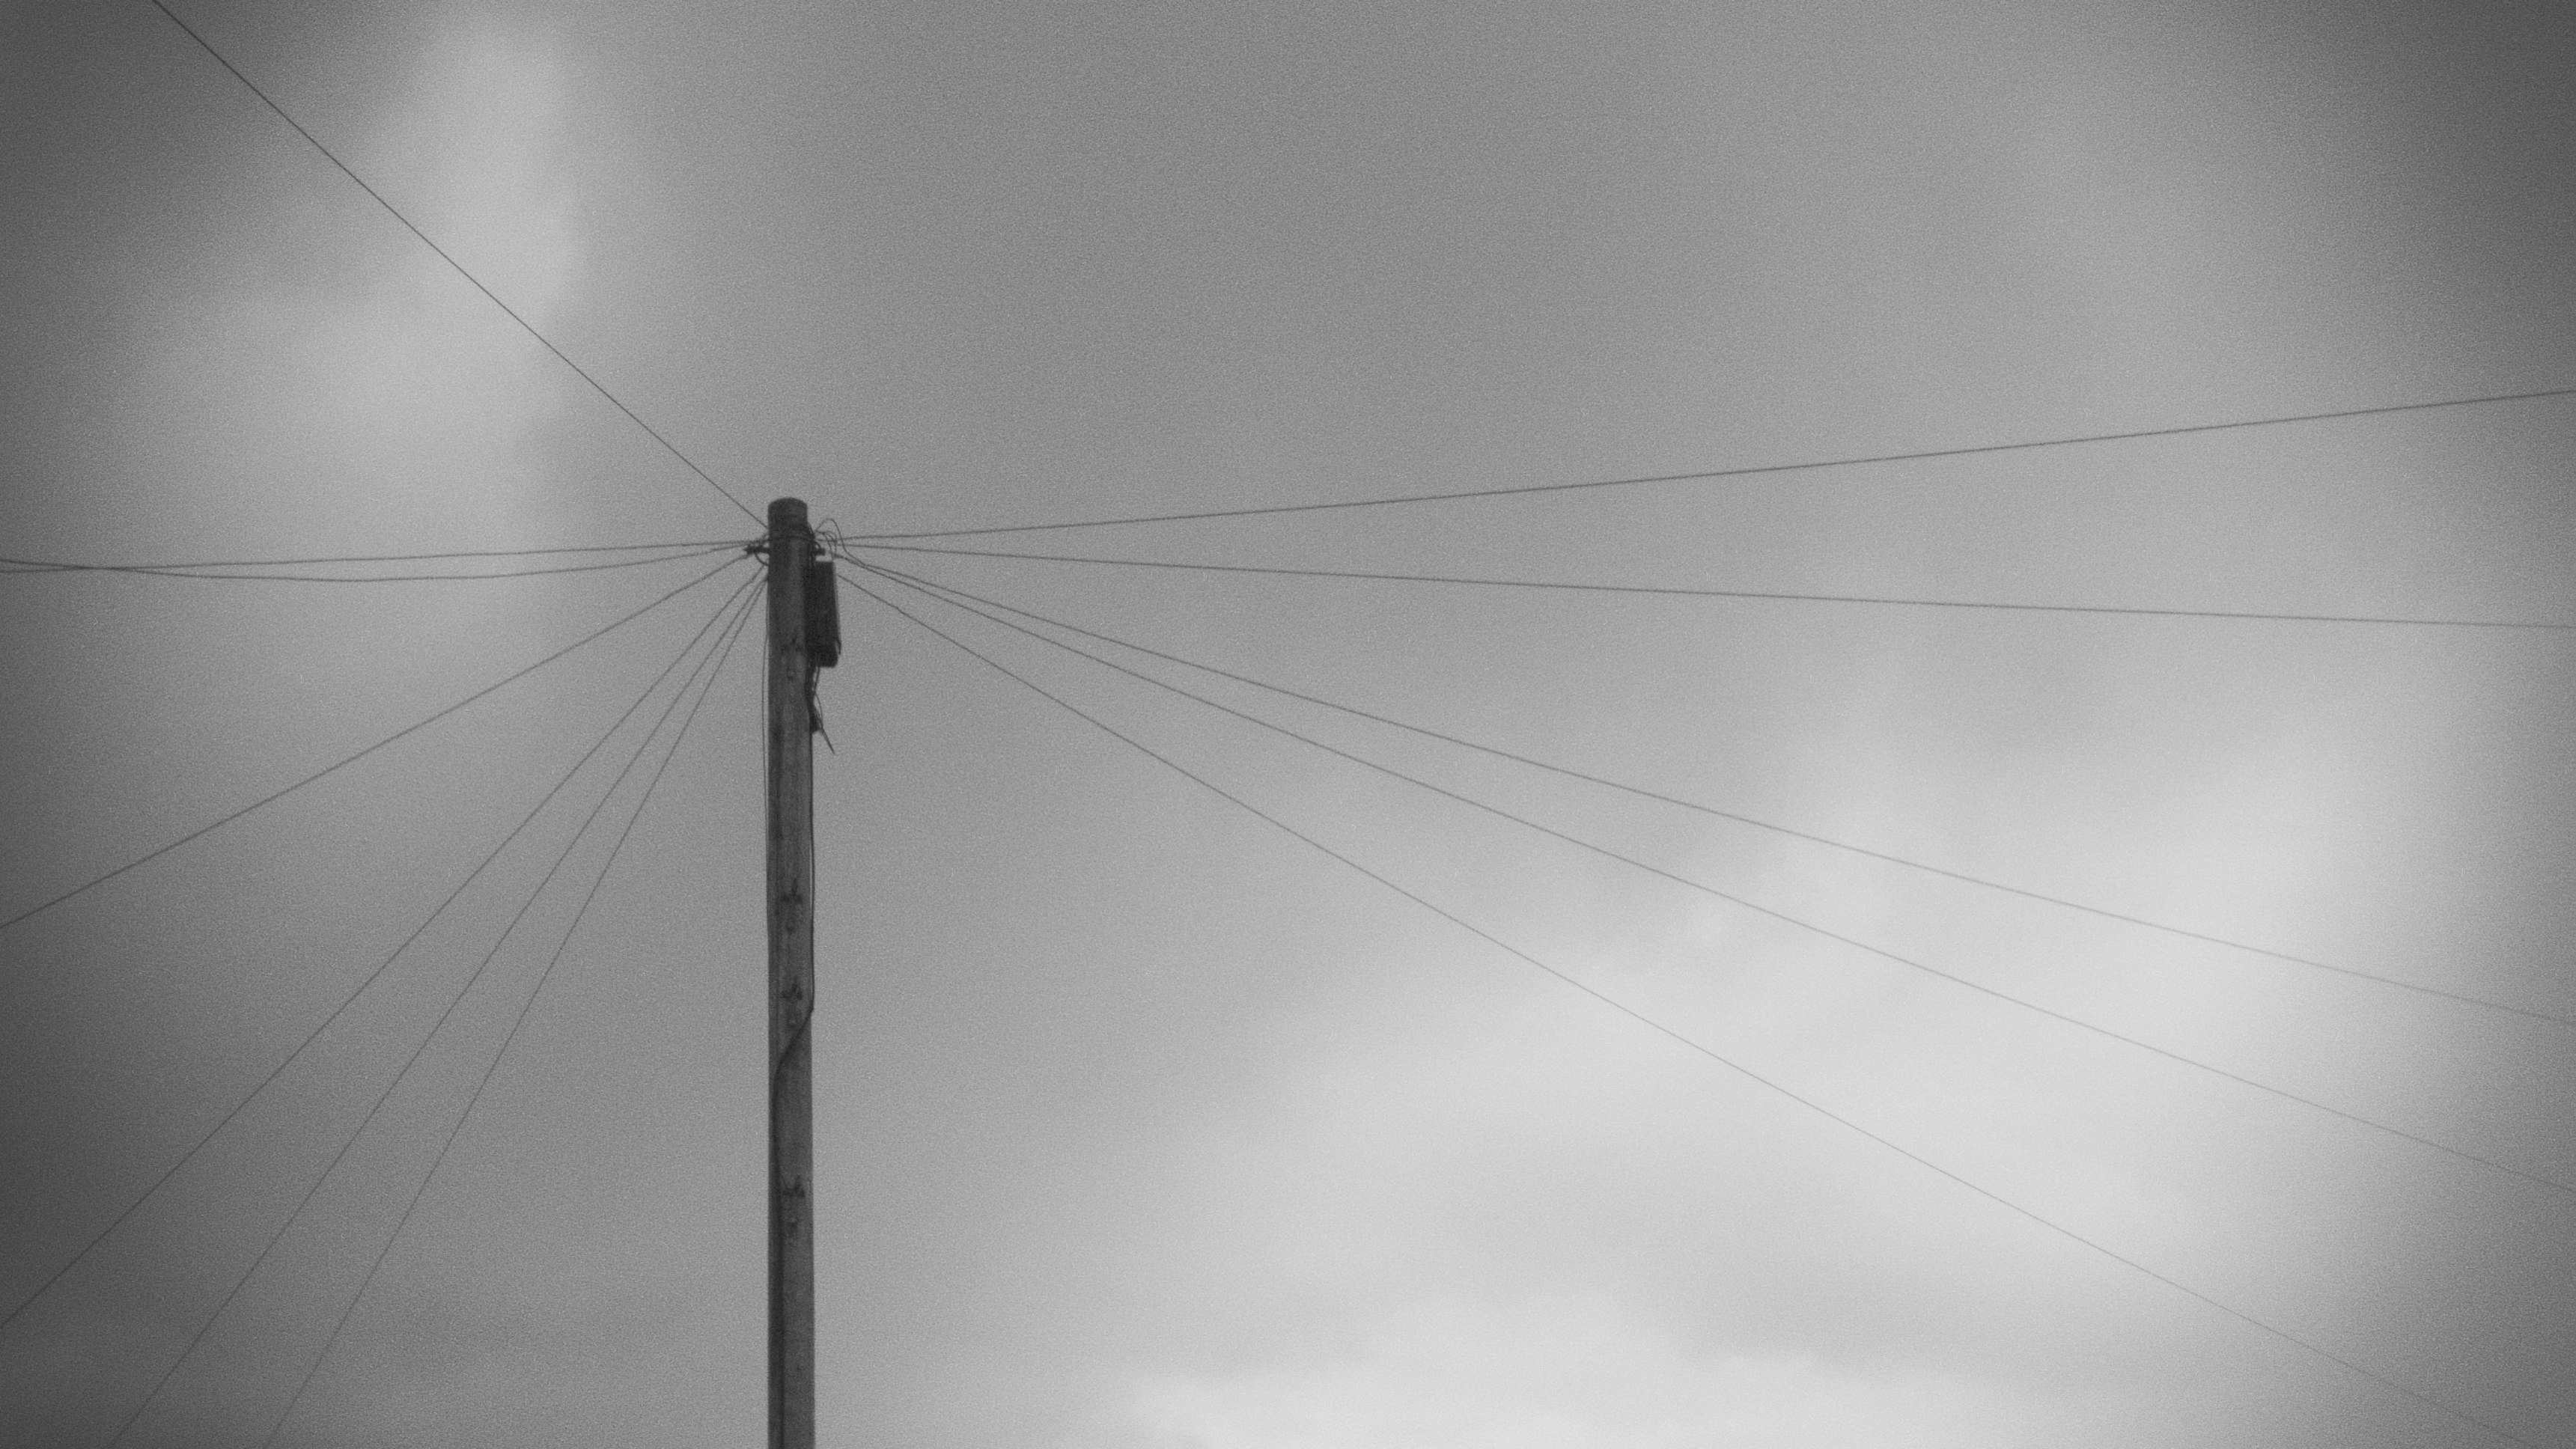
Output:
left=3, top=1, right=2573, bottom=1447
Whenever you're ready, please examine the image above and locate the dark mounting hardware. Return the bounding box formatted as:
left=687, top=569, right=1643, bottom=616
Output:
left=804, top=553, right=840, bottom=668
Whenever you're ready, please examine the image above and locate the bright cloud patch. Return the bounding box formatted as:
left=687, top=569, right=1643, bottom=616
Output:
left=1131, top=1298, right=2026, bottom=1449
left=120, top=15, right=586, bottom=556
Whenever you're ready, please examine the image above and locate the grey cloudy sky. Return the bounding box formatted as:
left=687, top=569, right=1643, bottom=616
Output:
left=3, top=1, right=2572, bottom=1446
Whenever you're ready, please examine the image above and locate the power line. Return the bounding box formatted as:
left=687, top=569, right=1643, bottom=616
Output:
left=0, top=544, right=743, bottom=585
left=846, top=541, right=2576, bottom=632
left=255, top=582, right=755, bottom=1449
left=0, top=555, right=746, bottom=938
left=852, top=559, right=2576, bottom=1201
left=141, top=0, right=762, bottom=528
left=100, top=585, right=749, bottom=1448
left=836, top=570, right=2539, bottom=1449
left=857, top=556, right=2573, bottom=1030
left=0, top=572, right=761, bottom=1339
left=0, top=539, right=746, bottom=572
left=843, top=385, right=2576, bottom=542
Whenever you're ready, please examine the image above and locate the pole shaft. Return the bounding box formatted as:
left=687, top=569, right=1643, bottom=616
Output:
left=764, top=498, right=817, bottom=1449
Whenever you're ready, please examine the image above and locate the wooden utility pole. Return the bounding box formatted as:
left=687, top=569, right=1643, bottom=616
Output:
left=764, top=497, right=835, bottom=1449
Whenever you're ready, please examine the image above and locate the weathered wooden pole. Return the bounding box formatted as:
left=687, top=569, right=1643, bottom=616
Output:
left=764, top=497, right=832, bottom=1449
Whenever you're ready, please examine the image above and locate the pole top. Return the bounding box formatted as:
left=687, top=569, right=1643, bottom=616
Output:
left=767, top=497, right=809, bottom=530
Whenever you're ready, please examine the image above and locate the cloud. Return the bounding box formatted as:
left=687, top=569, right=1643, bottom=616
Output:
left=1068, top=576, right=2550, bottom=1448
left=0, top=14, right=640, bottom=1442
left=1130, top=1296, right=2030, bottom=1449
left=115, top=14, right=587, bottom=555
